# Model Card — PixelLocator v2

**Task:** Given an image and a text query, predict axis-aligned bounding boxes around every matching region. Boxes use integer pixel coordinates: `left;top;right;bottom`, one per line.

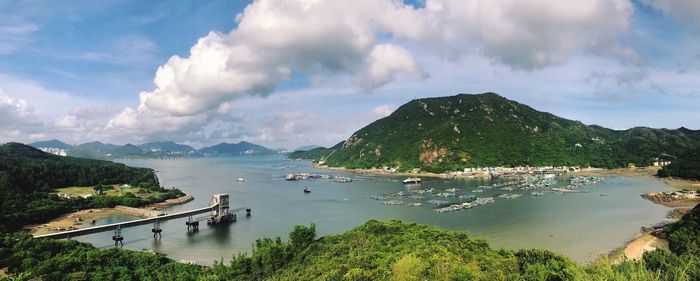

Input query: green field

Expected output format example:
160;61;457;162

54;185;165;199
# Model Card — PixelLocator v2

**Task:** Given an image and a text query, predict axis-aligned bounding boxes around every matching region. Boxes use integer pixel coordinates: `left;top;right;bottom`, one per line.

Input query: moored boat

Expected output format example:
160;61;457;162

402;177;422;184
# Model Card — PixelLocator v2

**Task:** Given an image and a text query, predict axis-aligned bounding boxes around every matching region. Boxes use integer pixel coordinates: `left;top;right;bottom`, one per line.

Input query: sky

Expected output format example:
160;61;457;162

0;0;699;149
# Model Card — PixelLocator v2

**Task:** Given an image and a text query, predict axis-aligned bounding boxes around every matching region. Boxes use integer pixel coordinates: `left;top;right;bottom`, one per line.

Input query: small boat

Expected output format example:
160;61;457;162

600;193;608;196
237;177;245;182
303;187;311;193
402;177;422;184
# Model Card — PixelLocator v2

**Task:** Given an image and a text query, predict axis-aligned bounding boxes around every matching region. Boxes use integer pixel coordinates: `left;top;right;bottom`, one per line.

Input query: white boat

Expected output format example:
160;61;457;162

237;177;245;182
402;177;422;184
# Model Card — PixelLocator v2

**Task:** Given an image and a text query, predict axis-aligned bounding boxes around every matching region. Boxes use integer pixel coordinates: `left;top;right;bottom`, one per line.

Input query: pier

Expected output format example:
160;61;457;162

33;194;251;245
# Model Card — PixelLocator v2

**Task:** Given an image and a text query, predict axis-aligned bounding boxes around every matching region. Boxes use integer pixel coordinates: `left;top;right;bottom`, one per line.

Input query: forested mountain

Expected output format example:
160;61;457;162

66;145;108;160
109;144;144;158
78;141;119;154
0;143;181;232
138;141;196;153
292;93;700;172
658;145;700;180
200;141;276;156
28;139;72;149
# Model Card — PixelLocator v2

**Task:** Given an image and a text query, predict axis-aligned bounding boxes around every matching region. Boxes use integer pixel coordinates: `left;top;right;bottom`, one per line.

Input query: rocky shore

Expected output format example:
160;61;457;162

641;190;700;208
149;194;195;210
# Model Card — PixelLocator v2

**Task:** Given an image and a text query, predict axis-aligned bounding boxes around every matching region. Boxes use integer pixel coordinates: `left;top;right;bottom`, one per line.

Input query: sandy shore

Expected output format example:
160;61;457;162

661;177;700;191
621;232;668;261
28;208;139;236
28;194;194;236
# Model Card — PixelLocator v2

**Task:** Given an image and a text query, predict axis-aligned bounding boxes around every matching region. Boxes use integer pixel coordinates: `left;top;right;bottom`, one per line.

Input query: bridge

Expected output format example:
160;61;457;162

33;194;251;246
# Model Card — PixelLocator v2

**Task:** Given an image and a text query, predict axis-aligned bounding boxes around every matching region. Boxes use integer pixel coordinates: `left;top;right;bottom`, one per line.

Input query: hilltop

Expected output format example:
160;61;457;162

292;93;700;172
200;141;277;156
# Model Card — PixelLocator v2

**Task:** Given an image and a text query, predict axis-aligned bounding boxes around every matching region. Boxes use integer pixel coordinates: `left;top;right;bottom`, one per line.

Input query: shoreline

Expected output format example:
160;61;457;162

313;163;485;179
607;227;669;263
27;193;194;236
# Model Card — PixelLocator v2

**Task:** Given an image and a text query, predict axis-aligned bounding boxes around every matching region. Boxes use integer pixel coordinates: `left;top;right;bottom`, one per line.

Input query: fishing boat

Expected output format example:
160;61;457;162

402;177;422;184
303;186;311;193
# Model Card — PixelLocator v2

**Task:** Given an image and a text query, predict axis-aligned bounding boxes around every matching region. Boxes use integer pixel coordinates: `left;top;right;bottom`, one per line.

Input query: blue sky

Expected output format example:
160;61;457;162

0;0;698;148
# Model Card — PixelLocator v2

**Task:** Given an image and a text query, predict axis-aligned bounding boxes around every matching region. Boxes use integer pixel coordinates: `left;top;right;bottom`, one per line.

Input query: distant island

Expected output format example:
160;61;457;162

26;140;282;160
290;93;700;174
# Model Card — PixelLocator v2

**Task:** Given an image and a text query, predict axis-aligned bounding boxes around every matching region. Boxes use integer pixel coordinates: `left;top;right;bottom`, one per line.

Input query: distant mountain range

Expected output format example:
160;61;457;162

290;92;700;172
27;139;281;160
199;141;276;156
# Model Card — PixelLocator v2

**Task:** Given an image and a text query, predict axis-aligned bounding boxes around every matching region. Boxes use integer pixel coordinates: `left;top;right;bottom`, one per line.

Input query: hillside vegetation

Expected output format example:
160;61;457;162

292;93;700;172
0;143;183;232
3;204;700;280
658;145;700;180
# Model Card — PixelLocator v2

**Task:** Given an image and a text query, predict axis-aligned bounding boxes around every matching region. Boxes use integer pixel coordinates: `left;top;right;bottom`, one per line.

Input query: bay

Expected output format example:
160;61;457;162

73;155;670;265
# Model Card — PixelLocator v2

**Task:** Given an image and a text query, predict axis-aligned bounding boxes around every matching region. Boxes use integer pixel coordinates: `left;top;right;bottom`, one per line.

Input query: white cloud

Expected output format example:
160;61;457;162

423;0;634;68
0;89;47;143
373;104;396;118
108;0;635;140
0;16;38;54
362;44;426;90
642;0;700;25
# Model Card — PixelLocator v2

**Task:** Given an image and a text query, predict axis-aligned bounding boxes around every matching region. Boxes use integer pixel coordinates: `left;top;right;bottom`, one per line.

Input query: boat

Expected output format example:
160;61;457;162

303;186;311;193
237;177;245;182
402;177;422;184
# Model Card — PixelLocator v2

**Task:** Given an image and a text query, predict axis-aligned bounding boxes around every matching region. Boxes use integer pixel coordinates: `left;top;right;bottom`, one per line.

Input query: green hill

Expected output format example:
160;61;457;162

67;145;107;160
138;141;196;153
110;144;144;158
78;141;120;154
658;145;700;180
200;141;276;156
293;93;700;172
28;139;72;149
0;143;181;232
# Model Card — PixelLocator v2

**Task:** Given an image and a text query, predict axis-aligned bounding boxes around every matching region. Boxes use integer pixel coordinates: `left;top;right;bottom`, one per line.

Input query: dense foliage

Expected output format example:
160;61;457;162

0;233;202;281
292;93;700;172
0;143;182;232
664;202;700;257
658;145;700;180
4;212;700;281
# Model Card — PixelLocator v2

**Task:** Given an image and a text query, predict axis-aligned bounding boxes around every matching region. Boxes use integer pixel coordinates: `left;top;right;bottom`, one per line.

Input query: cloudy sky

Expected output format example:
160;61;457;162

0;0;698;149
